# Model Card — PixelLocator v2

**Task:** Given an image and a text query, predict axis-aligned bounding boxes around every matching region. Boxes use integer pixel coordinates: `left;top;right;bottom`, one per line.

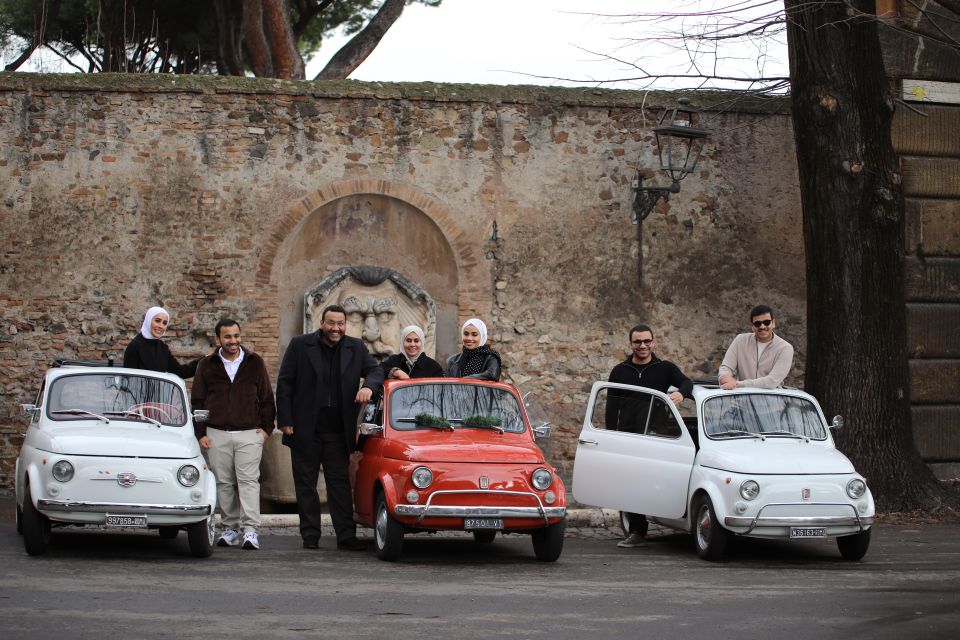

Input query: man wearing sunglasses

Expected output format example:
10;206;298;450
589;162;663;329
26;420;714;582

718;305;794;390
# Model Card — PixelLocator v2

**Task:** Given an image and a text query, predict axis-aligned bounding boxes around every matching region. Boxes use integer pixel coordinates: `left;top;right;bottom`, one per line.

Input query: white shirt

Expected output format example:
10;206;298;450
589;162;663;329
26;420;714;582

218;347;244;382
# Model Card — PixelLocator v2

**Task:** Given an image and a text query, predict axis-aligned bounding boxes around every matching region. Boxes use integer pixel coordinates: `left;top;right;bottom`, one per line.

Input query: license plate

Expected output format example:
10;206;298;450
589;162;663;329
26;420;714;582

105;514;148;528
465;518;503;529
790;527;826;538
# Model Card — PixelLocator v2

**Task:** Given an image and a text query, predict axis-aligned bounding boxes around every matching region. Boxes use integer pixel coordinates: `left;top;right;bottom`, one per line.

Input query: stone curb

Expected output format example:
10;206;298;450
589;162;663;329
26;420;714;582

258;508;621;529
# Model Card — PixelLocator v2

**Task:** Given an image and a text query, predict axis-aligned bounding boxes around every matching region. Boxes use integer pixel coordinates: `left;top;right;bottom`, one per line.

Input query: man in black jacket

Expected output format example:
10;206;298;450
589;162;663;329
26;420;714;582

606;323;692;548
276;305;384;551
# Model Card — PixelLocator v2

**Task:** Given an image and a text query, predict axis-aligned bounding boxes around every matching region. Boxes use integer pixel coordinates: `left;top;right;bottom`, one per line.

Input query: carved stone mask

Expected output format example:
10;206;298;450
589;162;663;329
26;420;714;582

337;280;401;359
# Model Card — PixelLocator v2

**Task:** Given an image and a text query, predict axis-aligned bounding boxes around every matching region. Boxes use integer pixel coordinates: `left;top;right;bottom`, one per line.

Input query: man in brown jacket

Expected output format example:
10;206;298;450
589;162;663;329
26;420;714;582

193;319;276;550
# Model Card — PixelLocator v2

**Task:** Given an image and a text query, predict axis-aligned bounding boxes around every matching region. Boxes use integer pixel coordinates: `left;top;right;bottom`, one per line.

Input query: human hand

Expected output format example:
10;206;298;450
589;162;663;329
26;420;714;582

256;428;269;442
280;425;294;436
391;369;410;380
355;387;373;403
669;391;683;406
719;374;738;390
199;435;212;449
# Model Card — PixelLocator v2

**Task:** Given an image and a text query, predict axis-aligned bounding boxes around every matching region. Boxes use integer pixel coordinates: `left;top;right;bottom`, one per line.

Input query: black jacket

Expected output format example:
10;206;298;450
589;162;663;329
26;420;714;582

123;333;199;379
606;355;692;432
381;353;444;379
276;333;384;453
445;352;501;381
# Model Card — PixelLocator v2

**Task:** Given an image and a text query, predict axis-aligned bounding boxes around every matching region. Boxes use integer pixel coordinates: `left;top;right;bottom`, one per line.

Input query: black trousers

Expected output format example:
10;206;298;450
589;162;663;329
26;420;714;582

290;430;355;543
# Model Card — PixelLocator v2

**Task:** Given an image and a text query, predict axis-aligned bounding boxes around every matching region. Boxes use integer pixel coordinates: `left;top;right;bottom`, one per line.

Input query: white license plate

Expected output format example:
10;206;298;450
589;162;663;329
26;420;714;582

465;518;503;529
790;527;826;538
105;514;148;528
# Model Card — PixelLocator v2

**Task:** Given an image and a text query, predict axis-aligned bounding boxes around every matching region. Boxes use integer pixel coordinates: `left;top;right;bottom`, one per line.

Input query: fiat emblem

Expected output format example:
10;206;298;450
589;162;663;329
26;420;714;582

801;488;810;501
479;476;490;489
117;472;138;487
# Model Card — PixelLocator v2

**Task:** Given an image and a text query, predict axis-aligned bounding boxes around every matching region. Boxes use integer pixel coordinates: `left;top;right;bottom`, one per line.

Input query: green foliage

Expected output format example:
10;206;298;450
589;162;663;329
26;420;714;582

414;412;451;429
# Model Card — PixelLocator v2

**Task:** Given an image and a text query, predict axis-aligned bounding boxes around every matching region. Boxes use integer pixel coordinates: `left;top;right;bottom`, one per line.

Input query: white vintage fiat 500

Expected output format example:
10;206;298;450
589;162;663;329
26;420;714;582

15;362;217;557
573;381;875;561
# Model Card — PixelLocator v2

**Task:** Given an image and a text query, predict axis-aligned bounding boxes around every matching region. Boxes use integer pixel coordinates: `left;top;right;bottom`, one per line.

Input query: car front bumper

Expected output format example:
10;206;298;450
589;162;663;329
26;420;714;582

393;489;565;525
724;502;873;534
38;499;212;517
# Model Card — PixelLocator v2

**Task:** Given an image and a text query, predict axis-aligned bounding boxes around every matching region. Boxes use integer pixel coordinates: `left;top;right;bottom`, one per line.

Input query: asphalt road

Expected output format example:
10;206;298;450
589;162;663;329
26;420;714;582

0;495;958;640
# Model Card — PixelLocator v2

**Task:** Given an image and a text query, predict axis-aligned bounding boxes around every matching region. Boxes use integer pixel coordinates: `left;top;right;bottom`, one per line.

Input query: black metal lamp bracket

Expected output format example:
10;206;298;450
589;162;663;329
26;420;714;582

631;176;677;224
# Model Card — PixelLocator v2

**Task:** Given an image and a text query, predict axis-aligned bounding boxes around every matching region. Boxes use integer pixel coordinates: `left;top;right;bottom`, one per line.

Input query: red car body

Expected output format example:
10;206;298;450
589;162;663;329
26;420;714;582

353;378;567;561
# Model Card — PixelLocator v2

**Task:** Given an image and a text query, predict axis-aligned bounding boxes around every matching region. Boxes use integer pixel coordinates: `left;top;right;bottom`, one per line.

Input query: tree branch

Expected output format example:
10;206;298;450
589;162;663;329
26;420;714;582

315;0;405;80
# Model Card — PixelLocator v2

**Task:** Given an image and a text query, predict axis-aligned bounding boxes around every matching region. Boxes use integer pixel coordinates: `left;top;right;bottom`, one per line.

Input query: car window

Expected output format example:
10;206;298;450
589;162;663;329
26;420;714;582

47;373;188;426
592;386;683;439
389;382;526;433
702;393;827;440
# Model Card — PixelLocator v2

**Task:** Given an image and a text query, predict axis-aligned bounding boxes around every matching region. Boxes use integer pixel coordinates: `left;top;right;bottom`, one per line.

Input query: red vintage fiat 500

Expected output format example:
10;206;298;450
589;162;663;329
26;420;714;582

353;378;566;561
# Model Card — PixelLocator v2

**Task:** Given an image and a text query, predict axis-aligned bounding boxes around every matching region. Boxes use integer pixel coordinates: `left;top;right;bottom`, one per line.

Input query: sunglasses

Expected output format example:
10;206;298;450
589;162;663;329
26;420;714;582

752;319;773;328
631;339;654;346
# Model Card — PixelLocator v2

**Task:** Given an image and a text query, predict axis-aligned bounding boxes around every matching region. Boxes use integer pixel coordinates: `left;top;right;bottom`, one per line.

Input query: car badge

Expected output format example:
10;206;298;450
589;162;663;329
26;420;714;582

801;488;810;501
117;472;138;488
479;476;490;489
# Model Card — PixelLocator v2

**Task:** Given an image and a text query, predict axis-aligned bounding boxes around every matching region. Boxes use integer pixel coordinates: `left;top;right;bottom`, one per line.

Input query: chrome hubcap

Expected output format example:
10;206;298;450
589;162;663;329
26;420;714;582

375;505;387;549
696;505;711;549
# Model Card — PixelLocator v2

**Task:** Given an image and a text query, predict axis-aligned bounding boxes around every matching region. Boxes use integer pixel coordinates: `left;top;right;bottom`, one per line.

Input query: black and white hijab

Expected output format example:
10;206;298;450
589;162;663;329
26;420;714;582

458;318;501;376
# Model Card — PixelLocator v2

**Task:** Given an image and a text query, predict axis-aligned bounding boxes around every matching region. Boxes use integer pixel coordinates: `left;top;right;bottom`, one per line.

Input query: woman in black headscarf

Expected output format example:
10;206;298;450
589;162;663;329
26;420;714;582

444;318;501;381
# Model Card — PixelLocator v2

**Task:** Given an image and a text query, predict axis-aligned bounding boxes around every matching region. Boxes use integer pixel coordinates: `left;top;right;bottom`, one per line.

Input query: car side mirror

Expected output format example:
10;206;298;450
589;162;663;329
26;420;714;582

830;415;844;430
533;422;551;439
192;409;210;424
359;423;384;436
21;403;38;416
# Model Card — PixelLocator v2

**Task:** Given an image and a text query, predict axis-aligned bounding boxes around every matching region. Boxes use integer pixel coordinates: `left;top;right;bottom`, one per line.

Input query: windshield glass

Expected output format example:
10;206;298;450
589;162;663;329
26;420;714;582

702;393;826;440
389;382;526;433
47;373;188;426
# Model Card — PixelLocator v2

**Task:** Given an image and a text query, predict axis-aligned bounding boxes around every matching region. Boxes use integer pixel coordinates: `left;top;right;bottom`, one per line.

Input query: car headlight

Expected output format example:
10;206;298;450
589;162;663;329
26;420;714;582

178;465;200;487
739;479;760;500
846;478;867;499
52;460;74;482
411;466;433;489
532;468;553;491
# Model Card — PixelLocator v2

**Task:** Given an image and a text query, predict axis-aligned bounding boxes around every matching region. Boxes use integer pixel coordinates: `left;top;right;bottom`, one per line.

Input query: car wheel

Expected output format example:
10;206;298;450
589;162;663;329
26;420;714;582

16;501;23;535
473;530;497;544
531;519;566;562
374;491;404;561
187;515;215;558
22;488;51;556
619;511;648;538
158;526;180;539
837;528;871;561
693;494;729;561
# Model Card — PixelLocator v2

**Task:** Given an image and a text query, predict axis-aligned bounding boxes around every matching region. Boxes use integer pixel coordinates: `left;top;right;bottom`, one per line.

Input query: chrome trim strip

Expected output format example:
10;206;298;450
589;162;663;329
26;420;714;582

90;477;164;483
38;499;211;516
724;502;873;532
393;489;564;526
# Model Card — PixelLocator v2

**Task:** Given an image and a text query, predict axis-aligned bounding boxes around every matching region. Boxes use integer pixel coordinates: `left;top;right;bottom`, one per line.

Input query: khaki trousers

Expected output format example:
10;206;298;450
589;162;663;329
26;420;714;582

206;427;264;533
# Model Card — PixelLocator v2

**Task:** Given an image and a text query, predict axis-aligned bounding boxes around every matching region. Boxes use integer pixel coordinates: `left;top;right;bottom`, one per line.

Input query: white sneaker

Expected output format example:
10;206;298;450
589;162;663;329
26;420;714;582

241;530;260;550
617;533;647;548
217;528;240;547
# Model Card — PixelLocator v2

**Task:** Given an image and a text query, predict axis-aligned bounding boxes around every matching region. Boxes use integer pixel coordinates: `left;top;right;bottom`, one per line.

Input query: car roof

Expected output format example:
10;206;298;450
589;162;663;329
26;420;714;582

383;377;520;394
691;383;814;404
44;365;185;386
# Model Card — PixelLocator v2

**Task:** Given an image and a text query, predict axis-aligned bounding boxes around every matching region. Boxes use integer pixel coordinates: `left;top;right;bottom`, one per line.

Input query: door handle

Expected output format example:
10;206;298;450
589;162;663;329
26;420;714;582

578;438;598;445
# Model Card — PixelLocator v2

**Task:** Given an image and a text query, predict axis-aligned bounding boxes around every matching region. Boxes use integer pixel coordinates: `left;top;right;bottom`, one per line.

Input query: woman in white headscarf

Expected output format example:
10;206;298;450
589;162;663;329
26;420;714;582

444;318;502;381
381;325;444;379
123;306;200;378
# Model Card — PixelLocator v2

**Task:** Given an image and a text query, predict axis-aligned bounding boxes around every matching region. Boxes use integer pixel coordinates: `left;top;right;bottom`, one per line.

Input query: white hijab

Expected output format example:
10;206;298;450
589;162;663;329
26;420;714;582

401;325;425;368
461;318;488;348
140;306;170;340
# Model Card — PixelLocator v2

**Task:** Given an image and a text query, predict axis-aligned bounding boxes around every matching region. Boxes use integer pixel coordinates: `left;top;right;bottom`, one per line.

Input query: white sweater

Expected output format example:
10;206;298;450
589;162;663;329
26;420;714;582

718;333;794;388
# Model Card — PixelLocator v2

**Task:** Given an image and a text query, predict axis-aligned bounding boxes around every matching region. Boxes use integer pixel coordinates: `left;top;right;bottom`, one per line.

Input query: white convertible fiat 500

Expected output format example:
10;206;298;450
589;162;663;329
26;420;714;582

573;381;875;561
15;362;217;557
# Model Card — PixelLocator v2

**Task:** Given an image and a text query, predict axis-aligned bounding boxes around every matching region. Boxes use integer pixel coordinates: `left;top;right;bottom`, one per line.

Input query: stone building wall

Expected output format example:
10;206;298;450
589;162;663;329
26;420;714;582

0;74;803;489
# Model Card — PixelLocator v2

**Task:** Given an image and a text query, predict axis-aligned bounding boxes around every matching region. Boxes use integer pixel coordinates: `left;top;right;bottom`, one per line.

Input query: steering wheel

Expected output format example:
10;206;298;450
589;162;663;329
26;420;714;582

129;403;182;423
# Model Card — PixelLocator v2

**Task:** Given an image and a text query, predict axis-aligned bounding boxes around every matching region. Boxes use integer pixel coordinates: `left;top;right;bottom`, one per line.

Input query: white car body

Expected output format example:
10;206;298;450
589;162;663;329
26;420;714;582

15;364;217;557
573;381;875;560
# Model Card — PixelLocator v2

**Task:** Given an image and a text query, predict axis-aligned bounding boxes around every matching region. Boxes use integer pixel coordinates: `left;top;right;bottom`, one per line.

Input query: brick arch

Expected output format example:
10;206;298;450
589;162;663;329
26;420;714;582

248;179;490;370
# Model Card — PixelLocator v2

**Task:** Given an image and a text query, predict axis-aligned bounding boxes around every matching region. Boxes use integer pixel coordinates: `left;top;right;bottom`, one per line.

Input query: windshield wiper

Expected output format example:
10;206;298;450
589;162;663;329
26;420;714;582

455;421;504;434
397;418;454;431
710;429;764;440
50;409;110;423
762;430;807;439
104;410;163;428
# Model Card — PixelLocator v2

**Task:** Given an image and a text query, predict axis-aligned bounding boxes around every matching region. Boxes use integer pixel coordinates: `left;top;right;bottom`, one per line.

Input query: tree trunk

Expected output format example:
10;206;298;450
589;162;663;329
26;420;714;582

262;0;305;79
784;0;955;511
242;0;274;78
214;0;245;76
315;0;405;80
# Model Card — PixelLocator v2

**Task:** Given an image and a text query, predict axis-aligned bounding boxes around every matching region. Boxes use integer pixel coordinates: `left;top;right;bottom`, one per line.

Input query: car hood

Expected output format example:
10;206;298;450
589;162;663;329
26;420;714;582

386;430;544;463
39;422;199;459
698;439;856;474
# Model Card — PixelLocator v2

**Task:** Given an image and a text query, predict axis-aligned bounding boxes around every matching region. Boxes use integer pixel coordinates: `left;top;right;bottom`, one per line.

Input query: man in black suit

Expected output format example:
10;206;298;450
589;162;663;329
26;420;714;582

276;304;384;550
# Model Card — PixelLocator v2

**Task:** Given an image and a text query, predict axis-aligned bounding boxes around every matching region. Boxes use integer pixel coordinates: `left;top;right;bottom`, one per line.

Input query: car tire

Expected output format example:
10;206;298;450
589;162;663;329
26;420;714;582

16;501;23;535
693;494;729;561
473;530;497;544
619;511;648;538
531;519;565;562
837;528;871;561
187;515;215;558
158;526;180;539
374;491;404;561
22;488;51;556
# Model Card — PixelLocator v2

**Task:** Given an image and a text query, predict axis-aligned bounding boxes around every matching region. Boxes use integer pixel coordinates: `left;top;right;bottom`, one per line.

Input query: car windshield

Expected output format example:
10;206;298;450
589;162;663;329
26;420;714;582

389;382;526;433
702;393;827;440
47;373;188;426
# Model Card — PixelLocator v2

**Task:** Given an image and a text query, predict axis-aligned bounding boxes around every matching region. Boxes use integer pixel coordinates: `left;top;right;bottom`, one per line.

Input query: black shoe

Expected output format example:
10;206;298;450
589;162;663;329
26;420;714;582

302;536;320;549
336;537;366;551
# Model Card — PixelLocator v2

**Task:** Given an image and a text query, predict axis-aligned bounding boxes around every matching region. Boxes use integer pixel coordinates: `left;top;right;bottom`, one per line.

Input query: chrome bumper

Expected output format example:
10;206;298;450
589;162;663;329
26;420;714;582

393;489;565;526
38;499;212;516
725;503;873;533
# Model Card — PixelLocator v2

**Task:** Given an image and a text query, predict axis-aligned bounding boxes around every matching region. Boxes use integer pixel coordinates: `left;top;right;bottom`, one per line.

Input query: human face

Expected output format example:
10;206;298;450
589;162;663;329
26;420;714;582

217;324;242;359
403;332;422;357
150;313;169;339
630;330;654;364
462;324;482;350
321;311;347;346
750;313;776;343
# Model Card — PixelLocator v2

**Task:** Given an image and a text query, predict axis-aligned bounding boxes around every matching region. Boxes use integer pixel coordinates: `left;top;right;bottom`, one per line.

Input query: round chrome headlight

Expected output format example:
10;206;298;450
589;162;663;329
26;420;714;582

846;478;867;499
52;460;74;482
739;479;760;501
532;468;553;491
411;466;433;489
178;465;200;487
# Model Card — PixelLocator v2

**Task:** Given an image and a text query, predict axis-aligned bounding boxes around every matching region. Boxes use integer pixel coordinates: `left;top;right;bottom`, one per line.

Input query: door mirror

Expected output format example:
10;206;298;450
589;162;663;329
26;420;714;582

359;423;384;436
192;409;210;424
533;422;552;439
830;415;844;430
20;403;38;416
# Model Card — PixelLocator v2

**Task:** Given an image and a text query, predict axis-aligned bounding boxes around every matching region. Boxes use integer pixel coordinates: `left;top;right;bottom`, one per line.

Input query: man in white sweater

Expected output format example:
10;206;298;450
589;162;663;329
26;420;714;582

718;305;794;389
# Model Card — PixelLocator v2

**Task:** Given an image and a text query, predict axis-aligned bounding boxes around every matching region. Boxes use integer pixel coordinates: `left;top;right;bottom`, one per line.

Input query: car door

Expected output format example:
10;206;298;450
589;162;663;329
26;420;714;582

572;381;695;518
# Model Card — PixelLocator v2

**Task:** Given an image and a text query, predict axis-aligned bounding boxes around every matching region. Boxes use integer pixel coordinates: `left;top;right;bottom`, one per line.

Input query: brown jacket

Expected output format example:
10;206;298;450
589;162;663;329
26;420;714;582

192;347;276;438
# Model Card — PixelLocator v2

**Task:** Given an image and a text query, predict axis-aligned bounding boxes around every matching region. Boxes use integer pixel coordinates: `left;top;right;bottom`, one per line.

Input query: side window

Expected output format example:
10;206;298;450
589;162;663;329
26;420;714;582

31;381;45;424
592;387;653;434
646;397;682;438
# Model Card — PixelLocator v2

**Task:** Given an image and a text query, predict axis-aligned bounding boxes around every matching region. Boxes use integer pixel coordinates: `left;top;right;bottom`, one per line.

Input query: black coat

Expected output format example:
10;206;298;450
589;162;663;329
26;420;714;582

276;333;384;453
380;353;444;379
123;334;199;378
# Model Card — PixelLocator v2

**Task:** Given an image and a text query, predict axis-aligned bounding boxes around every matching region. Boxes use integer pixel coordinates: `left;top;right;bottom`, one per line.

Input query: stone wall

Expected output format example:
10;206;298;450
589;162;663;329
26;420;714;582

0;73;803;488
